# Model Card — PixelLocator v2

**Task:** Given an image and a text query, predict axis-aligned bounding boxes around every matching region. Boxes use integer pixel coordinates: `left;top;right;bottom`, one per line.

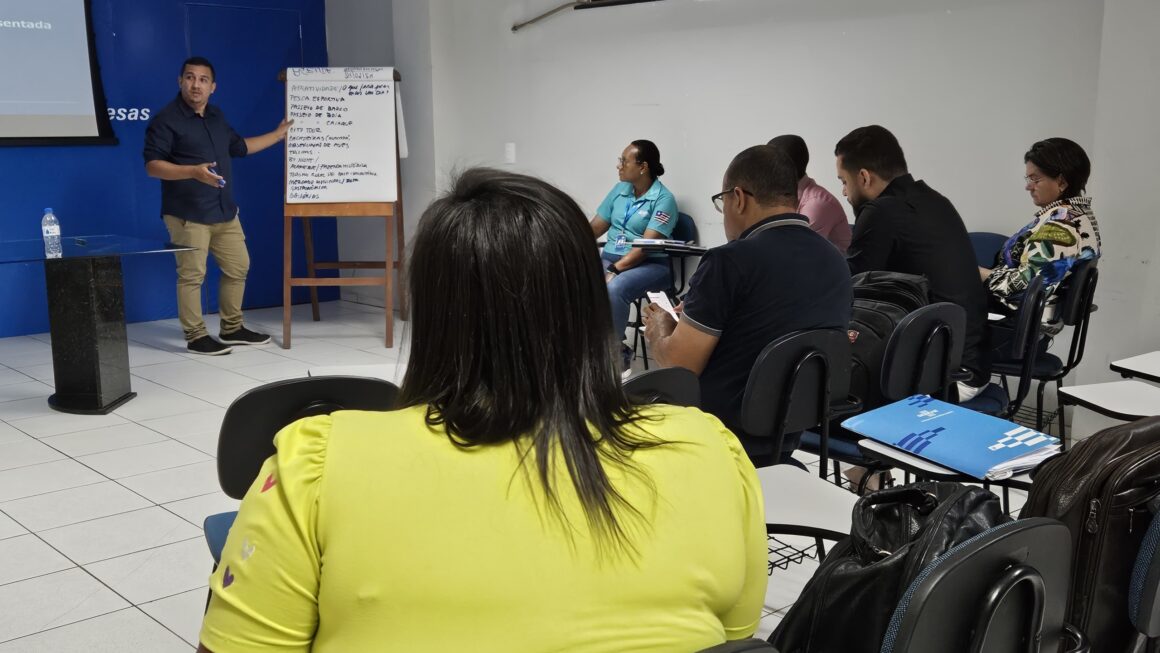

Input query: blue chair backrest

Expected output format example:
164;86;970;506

1129;511;1160;637
672;212;698;244
881;517;1071;653
969;231;1008;268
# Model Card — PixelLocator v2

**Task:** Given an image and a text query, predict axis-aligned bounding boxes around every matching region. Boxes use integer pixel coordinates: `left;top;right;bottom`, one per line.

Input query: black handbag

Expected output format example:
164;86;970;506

769;482;1010;653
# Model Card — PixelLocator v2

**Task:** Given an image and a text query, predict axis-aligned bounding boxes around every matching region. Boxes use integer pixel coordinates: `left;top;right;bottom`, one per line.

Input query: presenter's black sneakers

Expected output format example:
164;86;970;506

187;336;232;356
219;325;272;346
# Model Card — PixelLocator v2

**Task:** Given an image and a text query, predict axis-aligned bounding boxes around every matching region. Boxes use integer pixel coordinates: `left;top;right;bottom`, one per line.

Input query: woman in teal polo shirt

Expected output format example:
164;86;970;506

590;140;679;373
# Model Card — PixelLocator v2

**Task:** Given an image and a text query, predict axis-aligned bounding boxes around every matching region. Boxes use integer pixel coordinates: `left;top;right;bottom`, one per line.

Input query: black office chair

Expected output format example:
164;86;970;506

992;259;1098;432
800;303;965;490
630;212;699;369
203;376;400;564
970;231;1009;268
742;329;861;571
741;329;853;473
1128;510;1160;652
880;517;1089;653
698;640;778;652
962;275;1047;419
622;367;699;407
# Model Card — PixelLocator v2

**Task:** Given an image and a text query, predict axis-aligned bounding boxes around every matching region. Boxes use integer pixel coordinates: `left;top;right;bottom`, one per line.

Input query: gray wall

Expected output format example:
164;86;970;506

325;0;399;306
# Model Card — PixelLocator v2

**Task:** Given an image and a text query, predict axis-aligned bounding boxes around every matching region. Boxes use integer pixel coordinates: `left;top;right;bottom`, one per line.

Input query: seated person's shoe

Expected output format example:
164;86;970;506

219;325;271;346
188;336;232;356
620;344;634;380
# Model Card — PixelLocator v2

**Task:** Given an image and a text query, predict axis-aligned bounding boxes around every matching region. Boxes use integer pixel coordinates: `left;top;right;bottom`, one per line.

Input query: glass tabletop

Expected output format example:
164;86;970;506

0;235;192;264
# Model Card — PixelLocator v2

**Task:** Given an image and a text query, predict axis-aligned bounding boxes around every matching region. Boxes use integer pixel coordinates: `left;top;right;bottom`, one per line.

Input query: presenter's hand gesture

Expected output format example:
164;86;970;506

192;162;224;188
275;118;295;141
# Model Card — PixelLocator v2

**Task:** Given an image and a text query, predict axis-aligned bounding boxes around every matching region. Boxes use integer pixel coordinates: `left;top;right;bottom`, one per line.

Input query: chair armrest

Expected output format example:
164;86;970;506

831;396;863;418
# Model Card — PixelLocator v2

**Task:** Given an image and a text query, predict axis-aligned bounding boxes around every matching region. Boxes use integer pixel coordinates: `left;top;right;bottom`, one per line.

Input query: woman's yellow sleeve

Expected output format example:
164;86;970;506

199;415;331;653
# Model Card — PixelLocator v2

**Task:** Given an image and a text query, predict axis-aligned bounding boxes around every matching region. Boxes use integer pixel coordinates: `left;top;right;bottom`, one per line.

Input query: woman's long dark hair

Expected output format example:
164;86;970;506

400;168;661;555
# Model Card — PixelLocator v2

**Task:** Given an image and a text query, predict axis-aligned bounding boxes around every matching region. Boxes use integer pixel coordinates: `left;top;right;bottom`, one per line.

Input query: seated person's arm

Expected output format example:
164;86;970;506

986;221;1078;299
591;185;621;238
608;228;667;273
642;306;718;374
845;203;891;275
590;216;611;238
642;248;732;374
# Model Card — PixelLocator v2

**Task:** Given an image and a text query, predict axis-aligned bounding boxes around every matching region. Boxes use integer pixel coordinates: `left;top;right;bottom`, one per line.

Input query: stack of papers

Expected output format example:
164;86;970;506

633;238;692;246
842;395;1061;480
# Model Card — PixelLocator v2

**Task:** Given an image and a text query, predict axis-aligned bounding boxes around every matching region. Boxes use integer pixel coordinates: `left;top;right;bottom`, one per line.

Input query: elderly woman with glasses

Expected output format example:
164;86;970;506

590;139;679;375
981;138;1101;310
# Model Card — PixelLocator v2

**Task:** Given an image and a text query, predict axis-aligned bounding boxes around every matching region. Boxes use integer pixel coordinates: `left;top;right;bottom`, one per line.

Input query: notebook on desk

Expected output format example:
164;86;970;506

841;395;1060;480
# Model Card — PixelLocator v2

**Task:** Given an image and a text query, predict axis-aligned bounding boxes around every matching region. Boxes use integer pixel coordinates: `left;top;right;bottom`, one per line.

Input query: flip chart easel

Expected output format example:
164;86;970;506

281;67;406;348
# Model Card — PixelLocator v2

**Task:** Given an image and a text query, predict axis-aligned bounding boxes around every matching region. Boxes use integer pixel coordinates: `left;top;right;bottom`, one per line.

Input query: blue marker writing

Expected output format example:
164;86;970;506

208;167;226;188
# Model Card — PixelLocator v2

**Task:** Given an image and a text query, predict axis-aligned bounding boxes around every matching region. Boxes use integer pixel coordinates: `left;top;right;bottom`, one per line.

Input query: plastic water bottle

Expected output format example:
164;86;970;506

41;208;61;259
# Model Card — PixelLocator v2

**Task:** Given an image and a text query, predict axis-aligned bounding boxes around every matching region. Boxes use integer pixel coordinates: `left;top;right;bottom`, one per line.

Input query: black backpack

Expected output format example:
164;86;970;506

1021;416;1160;652
770;482;1010;653
848;271;930;410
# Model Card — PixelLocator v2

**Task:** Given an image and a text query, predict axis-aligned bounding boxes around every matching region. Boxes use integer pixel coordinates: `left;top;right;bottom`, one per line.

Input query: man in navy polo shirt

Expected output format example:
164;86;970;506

144;56;292;355
643;145;853;465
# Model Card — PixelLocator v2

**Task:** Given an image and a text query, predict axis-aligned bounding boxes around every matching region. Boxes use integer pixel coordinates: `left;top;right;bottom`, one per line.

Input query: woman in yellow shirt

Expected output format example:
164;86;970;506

198;168;767;653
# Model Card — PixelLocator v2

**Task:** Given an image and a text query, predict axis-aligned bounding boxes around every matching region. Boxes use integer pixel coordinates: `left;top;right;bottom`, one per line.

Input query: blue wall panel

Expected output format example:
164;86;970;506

0;0;333;337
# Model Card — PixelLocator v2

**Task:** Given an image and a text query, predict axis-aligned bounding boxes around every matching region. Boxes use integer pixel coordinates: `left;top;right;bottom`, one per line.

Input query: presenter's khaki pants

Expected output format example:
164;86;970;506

163;215;250;341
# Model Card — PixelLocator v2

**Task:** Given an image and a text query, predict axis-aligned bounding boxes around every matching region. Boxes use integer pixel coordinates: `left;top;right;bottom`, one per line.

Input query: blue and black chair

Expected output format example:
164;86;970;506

630;212;699;370
961;275;1048;418
800;302;965;491
741;329;861;569
991;259;1098;433
1128;510;1160;652
879;517;1089;653
203;376;400;567
970;231;1009;268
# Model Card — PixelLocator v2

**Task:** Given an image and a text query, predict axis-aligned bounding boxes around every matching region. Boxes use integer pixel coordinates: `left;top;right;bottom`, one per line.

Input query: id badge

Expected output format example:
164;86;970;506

615;233;627;251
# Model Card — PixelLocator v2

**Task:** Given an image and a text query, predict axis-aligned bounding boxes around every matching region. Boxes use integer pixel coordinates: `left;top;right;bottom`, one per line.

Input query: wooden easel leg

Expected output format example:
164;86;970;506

395;200;408;321
282;215;293;349
384;215;394;348
302;217;320;322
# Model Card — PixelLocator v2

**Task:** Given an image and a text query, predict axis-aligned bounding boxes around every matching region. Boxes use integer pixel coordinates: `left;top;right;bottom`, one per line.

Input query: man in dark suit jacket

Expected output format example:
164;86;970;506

835;125;990;396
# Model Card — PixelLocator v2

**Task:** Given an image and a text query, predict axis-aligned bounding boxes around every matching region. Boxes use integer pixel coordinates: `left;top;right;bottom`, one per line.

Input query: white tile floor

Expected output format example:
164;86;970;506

0;299;1031;649
0;300;405;650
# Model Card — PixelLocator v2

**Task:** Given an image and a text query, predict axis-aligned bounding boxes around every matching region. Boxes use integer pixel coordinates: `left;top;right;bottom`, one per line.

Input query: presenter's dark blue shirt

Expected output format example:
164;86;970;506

143;94;248;224
682;214;853;446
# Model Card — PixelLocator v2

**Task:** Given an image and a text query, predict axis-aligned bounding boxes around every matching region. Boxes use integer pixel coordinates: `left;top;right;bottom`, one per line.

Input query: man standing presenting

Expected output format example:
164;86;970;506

144;56;292;355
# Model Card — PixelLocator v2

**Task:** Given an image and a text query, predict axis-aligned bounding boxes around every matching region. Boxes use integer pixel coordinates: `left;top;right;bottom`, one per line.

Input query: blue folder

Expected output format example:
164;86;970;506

841;395;1060;479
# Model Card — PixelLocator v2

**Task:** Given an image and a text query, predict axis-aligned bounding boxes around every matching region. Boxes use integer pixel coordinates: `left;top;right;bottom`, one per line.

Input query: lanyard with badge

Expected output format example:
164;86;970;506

615;197;649;251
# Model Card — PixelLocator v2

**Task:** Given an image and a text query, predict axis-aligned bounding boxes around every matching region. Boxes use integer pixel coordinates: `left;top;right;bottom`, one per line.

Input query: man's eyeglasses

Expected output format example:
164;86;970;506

1024;175;1045;185
711;187;754;213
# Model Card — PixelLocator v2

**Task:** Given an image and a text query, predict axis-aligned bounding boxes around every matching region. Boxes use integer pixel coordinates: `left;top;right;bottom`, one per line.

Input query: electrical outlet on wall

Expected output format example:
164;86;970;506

504;142;516;164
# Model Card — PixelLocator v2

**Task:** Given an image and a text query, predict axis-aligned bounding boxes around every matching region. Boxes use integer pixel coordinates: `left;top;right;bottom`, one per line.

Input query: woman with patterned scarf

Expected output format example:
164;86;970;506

981;138;1101;317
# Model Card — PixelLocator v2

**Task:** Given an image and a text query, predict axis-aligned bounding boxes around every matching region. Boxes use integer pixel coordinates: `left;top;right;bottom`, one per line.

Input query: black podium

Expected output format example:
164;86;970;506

0;236;189;414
